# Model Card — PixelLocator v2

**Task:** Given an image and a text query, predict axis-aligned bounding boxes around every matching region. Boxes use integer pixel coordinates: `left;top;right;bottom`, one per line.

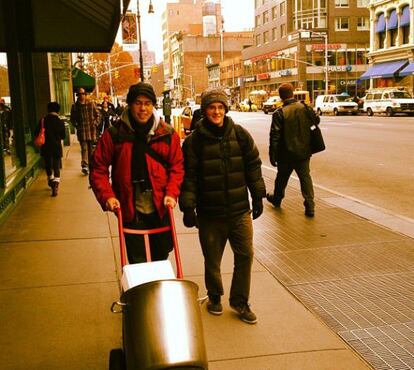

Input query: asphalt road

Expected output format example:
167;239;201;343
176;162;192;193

227;110;414;220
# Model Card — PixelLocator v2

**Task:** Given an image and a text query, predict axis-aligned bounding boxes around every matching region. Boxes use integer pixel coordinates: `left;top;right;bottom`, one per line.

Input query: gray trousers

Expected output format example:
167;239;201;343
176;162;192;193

198;212;253;306
274;158;315;210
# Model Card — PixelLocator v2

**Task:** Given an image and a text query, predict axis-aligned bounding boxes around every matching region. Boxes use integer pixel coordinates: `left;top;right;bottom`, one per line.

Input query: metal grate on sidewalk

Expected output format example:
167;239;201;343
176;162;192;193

255;174;414;370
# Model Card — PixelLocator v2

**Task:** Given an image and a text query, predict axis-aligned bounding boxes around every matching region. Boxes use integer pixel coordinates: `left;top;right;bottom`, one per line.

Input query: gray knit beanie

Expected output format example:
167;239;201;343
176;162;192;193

126;82;157;105
201;88;229;113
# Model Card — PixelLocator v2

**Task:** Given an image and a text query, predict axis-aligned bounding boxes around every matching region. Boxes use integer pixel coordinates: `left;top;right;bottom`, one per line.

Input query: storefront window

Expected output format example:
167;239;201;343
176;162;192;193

0;53;21;179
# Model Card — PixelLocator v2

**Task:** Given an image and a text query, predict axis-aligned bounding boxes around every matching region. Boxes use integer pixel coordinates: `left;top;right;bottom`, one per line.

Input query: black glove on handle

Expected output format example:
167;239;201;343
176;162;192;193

252;199;263;220
183;208;198;228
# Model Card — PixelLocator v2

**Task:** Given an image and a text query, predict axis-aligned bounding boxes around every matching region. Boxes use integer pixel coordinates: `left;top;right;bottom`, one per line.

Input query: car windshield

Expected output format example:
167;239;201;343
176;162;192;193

335;96;353;102
390;91;412;99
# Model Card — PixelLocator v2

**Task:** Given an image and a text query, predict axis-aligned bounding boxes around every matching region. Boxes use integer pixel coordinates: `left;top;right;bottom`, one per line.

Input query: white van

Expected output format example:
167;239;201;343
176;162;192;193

363;88;414;117
315;94;358;116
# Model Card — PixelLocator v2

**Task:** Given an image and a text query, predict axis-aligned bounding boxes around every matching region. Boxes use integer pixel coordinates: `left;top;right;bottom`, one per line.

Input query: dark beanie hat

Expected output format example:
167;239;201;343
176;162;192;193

201;88;229;113
126;82;157;105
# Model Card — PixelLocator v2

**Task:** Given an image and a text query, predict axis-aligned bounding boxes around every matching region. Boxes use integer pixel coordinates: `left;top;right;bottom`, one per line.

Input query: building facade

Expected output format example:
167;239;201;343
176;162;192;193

161;0;204;90
242;0;371;102
170;31;253;106
361;0;413;91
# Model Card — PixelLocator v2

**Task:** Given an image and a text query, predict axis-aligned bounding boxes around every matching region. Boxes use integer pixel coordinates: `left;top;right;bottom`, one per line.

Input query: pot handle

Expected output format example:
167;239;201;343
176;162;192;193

111;301;127;313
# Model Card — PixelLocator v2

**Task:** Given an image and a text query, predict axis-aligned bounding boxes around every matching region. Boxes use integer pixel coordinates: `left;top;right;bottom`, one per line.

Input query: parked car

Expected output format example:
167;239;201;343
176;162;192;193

239;99;258;112
363;88;414;117
314;94;358;116
179;104;201;134
263;96;282;114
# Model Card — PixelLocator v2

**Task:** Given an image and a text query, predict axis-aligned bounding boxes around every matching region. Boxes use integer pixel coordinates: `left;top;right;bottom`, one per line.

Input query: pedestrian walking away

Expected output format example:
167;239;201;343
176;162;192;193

34;102;66;197
89;82;184;264
70;87;100;175
179;88;266;324
267;83;320;217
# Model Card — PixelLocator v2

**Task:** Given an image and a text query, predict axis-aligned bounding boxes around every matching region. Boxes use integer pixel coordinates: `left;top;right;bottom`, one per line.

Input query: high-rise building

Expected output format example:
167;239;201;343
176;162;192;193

242;0;370;102
161;0;204;89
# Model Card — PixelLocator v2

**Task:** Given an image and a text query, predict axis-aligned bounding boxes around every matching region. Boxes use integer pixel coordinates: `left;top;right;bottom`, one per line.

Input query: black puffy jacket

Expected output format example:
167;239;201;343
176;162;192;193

179;116;266;218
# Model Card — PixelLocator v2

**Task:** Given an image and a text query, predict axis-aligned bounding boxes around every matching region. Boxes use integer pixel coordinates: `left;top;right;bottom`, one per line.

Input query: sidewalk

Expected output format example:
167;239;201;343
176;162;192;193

0;140;374;370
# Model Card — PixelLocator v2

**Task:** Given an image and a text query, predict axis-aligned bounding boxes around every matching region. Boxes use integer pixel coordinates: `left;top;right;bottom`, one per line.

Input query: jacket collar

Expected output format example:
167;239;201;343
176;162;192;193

283;98;297;106
198;115;235;139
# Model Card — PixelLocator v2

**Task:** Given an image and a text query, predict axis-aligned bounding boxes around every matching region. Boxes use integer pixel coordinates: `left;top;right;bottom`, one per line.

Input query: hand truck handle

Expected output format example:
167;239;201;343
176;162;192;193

115;206;184;279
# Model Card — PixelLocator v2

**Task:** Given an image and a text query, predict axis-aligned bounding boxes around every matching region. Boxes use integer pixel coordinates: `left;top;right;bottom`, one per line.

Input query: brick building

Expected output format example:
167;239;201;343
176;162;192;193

361;1;414;91
170;31;253;105
242;0;371;102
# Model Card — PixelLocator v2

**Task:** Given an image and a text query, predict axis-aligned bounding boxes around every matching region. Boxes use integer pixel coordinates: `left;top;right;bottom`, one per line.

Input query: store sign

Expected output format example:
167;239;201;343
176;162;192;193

324;65;352;72
257;73;270;80
311;43;343;51
244;76;256;83
339;80;357;86
279;69;292;76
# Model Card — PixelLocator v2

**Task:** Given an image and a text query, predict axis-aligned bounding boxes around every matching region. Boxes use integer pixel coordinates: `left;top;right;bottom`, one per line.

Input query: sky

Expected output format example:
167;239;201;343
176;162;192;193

134;0;255;63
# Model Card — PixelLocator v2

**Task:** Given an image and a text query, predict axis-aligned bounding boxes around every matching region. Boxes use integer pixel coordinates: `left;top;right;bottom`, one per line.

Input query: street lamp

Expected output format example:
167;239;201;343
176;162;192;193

310;31;329;95
137;0;154;82
180;72;194;101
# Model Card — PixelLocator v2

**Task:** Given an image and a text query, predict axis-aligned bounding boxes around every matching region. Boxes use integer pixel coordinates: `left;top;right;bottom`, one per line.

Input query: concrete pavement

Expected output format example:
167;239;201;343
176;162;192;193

0;139;376;369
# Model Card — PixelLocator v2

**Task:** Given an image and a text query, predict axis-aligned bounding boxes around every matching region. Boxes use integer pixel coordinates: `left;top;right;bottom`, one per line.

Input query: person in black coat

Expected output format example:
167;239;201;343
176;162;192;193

35;102;66;196
189;107;202;131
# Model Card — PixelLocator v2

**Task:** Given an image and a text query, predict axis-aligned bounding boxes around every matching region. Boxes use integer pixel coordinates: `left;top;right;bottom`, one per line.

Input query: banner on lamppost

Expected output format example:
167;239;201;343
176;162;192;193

122;12;138;46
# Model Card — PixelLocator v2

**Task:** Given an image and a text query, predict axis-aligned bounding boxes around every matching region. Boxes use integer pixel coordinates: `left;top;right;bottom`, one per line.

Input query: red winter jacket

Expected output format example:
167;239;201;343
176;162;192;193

90;110;184;222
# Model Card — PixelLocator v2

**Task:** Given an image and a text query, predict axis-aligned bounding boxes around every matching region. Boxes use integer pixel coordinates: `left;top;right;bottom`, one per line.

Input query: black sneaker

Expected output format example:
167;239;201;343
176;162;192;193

81;167;89;175
230;302;257;324
305;209;315;217
266;193;281;208
207;295;223;316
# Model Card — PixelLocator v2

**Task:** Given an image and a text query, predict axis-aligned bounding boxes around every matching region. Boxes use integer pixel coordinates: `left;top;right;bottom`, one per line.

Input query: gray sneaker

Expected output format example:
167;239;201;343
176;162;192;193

207;295;223;316
231;302;257;324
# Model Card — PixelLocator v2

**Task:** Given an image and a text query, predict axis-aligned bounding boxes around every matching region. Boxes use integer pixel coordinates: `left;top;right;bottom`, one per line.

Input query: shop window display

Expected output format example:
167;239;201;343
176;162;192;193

0;53;21;179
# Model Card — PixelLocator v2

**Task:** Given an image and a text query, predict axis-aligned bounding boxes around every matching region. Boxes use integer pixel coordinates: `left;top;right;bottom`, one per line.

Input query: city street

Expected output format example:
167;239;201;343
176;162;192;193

227;110;414;220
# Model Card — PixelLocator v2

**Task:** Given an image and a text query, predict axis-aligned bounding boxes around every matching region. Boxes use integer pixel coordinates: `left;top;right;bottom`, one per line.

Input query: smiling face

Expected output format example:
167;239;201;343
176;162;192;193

129;95;154;124
205;102;226;127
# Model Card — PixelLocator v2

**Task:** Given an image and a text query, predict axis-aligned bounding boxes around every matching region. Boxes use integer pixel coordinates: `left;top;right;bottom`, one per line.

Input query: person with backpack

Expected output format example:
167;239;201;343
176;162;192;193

89;82;184;263
35;102;66;197
266;83;320;217
179;88;266;324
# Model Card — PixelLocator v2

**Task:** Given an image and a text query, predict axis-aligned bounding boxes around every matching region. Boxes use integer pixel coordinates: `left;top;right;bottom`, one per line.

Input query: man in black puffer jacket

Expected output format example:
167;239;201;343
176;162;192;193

179;88;266;324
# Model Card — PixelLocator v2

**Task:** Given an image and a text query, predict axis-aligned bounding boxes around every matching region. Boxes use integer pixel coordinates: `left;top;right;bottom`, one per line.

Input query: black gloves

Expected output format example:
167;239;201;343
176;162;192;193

252;199;263;220
183;208;198;228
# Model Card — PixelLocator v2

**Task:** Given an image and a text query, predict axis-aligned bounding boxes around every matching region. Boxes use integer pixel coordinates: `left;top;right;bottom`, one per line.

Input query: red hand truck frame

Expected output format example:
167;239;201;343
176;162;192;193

115;206;183;279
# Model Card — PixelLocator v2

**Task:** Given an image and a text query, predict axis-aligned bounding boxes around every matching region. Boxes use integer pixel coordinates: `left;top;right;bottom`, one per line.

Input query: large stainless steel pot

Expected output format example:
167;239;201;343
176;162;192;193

121;279;208;369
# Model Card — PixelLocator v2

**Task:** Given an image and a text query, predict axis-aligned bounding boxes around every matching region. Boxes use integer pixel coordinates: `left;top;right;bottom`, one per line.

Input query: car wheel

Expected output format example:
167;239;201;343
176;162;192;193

317;108;322;116
367;108;373;116
333;108;339;116
386;107;394;117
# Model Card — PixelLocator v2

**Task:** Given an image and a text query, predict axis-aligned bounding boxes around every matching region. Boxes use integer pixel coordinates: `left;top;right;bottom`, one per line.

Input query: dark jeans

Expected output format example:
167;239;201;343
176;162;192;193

274;158;314;211
44;155;61;178
80;140;94;168
124;212;172;264
198;212;253;306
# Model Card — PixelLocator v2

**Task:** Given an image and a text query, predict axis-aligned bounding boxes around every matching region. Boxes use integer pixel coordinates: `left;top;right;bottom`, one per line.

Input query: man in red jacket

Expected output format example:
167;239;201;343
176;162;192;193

90;83;184;263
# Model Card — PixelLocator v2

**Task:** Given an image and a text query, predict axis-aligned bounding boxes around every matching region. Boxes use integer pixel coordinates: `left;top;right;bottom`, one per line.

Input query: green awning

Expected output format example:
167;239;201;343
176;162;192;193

72;68;95;93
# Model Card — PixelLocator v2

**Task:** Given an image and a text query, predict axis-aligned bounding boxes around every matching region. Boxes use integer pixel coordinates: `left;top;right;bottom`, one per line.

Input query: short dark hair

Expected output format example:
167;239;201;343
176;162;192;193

278;83;294;101
47;102;60;113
